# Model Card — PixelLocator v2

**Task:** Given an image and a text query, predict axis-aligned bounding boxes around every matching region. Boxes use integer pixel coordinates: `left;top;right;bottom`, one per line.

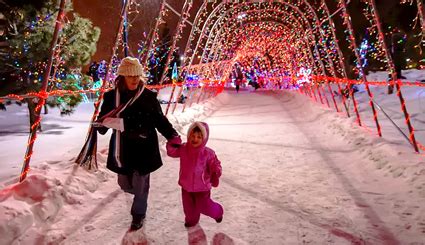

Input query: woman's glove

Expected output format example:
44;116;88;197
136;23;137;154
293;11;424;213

102;117;124;131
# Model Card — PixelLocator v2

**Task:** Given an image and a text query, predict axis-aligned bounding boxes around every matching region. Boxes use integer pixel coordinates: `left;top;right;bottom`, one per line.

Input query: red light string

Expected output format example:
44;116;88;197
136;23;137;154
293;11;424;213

20;0;67;182
366;0;419;152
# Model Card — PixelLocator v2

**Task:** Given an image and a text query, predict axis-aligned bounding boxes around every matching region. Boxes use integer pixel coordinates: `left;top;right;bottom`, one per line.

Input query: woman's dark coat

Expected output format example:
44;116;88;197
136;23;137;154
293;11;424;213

98;87;178;175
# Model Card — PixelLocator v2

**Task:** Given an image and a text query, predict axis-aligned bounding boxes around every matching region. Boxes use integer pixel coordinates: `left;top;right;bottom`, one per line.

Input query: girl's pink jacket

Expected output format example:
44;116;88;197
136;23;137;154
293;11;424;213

166;122;222;192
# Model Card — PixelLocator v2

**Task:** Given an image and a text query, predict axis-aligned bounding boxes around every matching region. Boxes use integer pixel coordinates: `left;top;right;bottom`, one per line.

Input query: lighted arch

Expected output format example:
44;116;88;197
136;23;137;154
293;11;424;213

184;1;336;79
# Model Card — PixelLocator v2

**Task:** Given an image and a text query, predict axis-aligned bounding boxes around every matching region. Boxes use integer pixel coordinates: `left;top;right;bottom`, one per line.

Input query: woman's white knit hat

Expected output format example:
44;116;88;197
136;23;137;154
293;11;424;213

117;57;145;77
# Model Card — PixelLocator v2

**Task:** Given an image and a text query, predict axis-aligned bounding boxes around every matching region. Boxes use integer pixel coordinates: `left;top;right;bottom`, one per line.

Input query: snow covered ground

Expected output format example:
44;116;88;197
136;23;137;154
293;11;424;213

325;69;425;151
0;70;424;244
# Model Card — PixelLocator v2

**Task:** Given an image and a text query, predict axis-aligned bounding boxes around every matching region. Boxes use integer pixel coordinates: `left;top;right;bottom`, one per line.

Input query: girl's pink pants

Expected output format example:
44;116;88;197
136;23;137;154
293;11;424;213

181;188;223;225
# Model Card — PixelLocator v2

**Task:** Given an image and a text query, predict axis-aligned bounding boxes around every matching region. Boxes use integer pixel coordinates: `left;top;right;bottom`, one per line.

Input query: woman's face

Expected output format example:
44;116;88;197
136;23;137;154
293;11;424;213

189;131;203;147
124;76;140;90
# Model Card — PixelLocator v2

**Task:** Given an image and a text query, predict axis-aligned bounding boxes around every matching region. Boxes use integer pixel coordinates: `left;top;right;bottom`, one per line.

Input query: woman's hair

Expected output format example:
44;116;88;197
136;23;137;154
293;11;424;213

115;75;142;92
115;75;127;92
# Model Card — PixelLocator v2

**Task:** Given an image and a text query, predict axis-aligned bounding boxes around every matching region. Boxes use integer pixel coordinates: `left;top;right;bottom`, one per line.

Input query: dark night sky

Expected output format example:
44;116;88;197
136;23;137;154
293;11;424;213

73;0;187;62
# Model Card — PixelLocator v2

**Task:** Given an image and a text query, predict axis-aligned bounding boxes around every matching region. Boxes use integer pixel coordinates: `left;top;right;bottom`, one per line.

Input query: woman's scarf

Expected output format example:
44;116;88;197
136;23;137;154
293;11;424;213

75;85;144;170
111;86;144;168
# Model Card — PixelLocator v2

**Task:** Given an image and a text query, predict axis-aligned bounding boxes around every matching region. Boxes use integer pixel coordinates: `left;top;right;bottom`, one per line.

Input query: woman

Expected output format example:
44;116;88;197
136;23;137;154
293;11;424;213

96;57;181;231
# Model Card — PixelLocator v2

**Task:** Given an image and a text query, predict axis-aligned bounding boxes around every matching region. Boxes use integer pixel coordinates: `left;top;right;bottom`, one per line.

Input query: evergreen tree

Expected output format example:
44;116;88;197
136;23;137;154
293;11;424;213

0;0;100;130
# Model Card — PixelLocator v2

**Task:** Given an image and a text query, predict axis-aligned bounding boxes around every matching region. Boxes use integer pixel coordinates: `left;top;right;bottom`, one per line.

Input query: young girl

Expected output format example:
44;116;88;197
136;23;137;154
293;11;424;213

166;121;223;227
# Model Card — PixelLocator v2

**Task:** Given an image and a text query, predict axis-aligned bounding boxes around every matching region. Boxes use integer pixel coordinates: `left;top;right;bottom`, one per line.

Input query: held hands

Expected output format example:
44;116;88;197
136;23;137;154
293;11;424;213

166;135;182;158
167;135;182;148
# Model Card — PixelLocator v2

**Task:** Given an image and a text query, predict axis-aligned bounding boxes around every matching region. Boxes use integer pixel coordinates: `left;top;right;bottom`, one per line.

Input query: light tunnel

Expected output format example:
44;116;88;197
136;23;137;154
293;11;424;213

150;0;421;153
175;0;350;89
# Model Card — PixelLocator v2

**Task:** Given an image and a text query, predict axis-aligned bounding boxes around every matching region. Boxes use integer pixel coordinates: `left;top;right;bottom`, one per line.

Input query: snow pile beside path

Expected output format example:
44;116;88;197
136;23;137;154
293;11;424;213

366;68;425;82
292;92;425;196
0;197;33;244
330;115;425;187
166;91;230;136
0;160;114;244
156;86;187;103
0;92;227;244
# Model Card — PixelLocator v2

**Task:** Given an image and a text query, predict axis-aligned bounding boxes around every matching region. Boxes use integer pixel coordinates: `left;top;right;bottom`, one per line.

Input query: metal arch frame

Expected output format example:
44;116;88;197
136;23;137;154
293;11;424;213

142;0;166;66
200;5;326;77
157;0;193;85
214;21;312;71
185;30;314;90
199;10;230;64
200;7;304;62
302;3;340;78
191;18;316;85
185;2;303;65
181;0;211;67
212;16;303;57
198;7;306;62
320;0;349;79
189;0;341;72
187;2;232;66
179;0;342;109
198;7;331;105
189;1;330;79
417;0;425;40
215;0;346;87
188;1;313;66
205;8;310;63
206;24;225;62
320;0;351;116
187;20;316;83
338;0;381;135
296;0;344;77
210;18;311;68
292;0;348;111
212;21;306;63
212;9;318;75
229;21;315;76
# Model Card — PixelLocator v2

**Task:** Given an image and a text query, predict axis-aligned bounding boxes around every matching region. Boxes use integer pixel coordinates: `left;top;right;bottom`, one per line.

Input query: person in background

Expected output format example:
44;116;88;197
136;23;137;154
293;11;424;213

87;61;99;82
235;78;241;93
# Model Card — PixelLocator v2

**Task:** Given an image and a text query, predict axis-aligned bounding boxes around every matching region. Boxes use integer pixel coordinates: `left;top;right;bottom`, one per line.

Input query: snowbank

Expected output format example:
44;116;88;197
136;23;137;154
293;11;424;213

322;103;425;195
156;85;188;103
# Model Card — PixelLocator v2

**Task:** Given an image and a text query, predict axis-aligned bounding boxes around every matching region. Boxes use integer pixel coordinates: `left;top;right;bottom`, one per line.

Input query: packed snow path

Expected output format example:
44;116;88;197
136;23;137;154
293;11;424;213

4;89;424;244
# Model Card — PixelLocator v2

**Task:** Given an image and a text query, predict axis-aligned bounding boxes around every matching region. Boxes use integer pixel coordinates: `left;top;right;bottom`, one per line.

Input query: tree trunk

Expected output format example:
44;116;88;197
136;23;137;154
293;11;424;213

25;98;42;132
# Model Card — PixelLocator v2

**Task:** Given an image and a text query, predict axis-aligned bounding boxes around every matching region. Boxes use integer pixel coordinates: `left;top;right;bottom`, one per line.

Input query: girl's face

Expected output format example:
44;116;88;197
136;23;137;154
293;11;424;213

189;131;203;147
124;76;140;90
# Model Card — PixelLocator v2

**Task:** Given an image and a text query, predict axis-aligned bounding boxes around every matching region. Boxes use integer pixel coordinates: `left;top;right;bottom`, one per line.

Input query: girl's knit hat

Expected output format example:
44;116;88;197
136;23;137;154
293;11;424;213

117;57;145;77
